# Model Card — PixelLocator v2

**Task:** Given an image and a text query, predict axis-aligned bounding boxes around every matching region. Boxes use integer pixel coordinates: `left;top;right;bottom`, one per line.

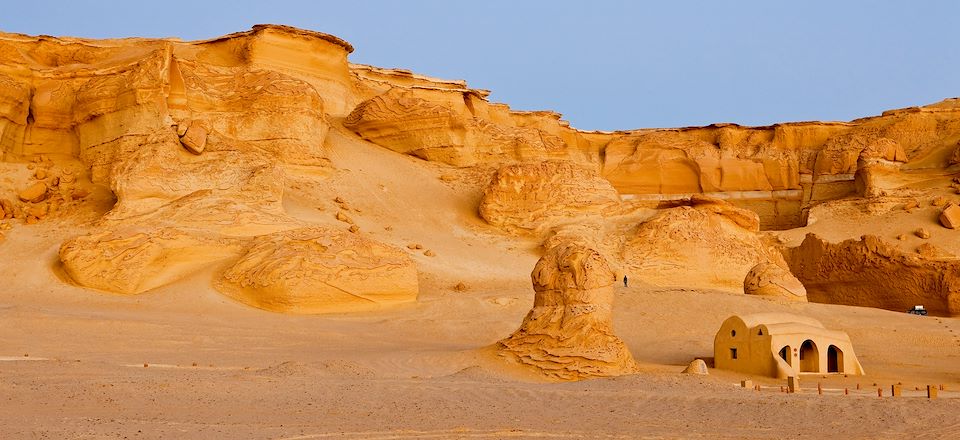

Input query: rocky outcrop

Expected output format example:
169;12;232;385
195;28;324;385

786;234;960;316
601;130;799;194
479;161;622;234
60;228;244;295
682;359;709;375
622;197;781;291
344;89;570;167
216;227;418;314
743;262;807;301
496;242;638;381
853;137;908;197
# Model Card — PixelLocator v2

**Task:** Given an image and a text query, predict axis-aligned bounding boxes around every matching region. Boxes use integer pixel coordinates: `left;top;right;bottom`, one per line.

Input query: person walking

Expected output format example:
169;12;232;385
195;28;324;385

623;275;628;288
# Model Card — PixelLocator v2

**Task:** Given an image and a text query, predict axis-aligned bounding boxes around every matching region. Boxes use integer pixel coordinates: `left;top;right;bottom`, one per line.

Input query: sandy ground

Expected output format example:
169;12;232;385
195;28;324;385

3;125;960;439
3;233;959;439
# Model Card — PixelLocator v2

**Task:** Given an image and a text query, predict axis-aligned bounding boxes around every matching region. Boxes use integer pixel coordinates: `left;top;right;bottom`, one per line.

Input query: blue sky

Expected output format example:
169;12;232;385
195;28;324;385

2;1;958;130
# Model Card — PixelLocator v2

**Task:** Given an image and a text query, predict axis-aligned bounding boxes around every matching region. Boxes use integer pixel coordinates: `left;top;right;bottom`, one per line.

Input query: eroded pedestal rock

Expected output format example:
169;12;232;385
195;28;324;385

496;242;637;381
216;227;418;314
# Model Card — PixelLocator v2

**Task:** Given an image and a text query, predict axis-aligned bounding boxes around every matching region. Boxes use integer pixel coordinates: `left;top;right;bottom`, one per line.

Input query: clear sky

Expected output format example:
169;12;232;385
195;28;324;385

2;1;958;131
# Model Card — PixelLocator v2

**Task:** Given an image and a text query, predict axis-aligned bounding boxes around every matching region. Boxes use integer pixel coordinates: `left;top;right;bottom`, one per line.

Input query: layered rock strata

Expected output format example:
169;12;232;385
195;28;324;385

496;242;638;381
786;234;960;316
479;160;622;234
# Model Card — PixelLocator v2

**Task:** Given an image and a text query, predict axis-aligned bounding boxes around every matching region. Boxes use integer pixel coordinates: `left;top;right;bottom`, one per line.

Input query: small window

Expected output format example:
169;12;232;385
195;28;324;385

731;330;737;337
758;329;763;336
730;348;738;360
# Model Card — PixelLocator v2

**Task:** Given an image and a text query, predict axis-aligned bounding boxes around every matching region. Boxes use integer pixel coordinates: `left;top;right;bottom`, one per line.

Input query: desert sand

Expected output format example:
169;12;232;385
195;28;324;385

1;25;959;439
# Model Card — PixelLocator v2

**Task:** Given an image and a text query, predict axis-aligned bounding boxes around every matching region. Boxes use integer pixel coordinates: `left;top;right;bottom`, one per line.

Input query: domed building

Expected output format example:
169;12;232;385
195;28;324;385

714;313;864;378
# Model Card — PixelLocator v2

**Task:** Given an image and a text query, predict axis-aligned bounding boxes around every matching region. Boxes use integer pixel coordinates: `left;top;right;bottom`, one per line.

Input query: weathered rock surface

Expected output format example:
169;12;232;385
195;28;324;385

479;161;621;234
18;182;48;203
179;122;207;155
622;197;780;291
216;227;418;314
4;24;960;319
344;89;573;167
786;234;960;316
60;228;243;295
939;204;960;229
496;242;638;381
682;359;709;375
743;262;807;301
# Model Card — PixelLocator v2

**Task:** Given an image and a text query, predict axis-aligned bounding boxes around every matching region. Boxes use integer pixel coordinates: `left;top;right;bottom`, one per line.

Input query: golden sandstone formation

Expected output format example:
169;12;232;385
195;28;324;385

743;262;808;302
479;161;621;233
496;242;638;380
2;23;960;326
216;227;418;314
621;196;783;291
787;234;960;316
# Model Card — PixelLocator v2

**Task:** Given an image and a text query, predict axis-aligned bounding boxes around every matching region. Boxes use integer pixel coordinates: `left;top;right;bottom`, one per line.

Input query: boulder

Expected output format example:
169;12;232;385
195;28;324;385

18;182;48;203
179;123;208;155
682;359;709;375
940;204;960;229
496;242;638;381
743;262;807;301
216;227;418;314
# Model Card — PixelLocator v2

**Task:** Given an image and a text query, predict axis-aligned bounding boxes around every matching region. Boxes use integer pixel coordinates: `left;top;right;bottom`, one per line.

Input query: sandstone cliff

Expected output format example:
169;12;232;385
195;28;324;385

2;25;960;318
786;234;960;316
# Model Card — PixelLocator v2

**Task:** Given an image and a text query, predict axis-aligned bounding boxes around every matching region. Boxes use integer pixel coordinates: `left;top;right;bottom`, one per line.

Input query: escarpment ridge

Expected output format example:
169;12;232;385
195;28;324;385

2;24;960;318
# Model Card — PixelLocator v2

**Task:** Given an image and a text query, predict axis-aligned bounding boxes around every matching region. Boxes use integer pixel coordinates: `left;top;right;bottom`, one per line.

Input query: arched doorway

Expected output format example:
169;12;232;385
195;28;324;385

778;345;792;366
827;345;844;373
799;340;819;372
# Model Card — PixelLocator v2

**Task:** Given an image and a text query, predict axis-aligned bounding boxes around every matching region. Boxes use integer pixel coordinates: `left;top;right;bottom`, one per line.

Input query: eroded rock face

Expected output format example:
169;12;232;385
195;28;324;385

601;131;798;194
216;227;418;314
940;204;960;229
496;242;637;381
743;262;807;301
479;161;622;234
344;89;570;167
622;197;780;291
60;228;244;295
23;27;353;298
786;234;960;316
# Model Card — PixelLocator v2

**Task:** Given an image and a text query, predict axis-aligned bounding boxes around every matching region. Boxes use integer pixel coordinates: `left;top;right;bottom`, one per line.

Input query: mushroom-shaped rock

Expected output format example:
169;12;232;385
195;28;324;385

495;242;638;381
216;227;418;314
743;262;807;302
